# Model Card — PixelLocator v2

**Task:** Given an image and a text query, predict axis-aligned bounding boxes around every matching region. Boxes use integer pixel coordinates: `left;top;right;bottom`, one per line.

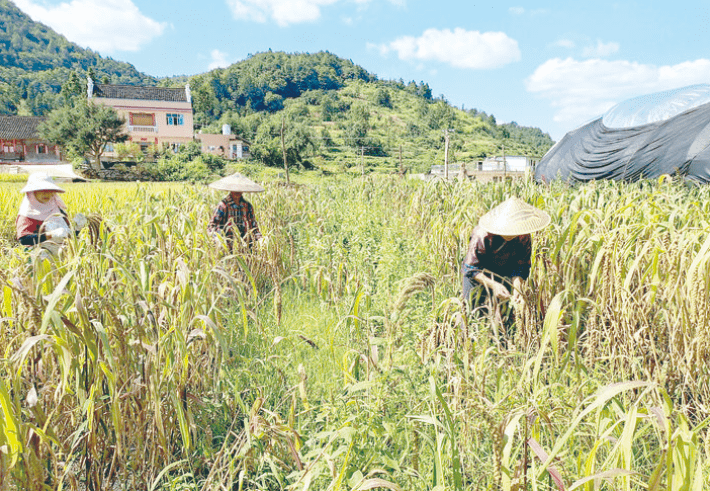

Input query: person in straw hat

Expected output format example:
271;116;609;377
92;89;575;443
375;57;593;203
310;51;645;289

15;173;71;246
207;173;264;248
461;197;550;310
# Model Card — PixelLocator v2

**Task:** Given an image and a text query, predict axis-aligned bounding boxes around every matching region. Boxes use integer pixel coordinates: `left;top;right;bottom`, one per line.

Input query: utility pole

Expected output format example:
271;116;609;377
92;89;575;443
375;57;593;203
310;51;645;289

281;116;290;185
361;146;365;177
399;145;404;177
443;128;455;180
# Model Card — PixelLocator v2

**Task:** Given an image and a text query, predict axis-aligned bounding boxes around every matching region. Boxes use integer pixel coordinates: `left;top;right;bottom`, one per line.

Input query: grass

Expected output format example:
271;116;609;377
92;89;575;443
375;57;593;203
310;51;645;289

0;174;709;490
0;174;27;183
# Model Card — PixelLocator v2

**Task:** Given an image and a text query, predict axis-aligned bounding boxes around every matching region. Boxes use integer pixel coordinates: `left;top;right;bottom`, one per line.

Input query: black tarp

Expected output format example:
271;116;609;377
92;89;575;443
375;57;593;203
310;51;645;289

535;90;710;183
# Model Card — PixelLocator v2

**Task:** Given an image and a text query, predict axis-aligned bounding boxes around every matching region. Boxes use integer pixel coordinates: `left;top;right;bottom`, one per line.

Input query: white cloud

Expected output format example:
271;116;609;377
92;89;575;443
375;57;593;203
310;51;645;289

582;40;619;58
509;6;525;15
226;0;403;26
525;57;710;128
227;0;338;26
551;39;575;49
377;28;521;70
208;50;231;70
13;0;166;53
367;41;390;58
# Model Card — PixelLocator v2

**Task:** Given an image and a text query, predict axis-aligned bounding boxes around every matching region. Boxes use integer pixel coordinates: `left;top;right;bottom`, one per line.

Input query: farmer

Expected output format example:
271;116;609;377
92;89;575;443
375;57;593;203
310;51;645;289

461;197;550;313
15;173;71;247
207;173;264;249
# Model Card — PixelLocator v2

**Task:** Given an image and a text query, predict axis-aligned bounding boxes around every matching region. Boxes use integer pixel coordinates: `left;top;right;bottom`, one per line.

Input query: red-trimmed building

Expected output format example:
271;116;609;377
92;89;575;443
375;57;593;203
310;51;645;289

87;77;194;156
0;116;63;163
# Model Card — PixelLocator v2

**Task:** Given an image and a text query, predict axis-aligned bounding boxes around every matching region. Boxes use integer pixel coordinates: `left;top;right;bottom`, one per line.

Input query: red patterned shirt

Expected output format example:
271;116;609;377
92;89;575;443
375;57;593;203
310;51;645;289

16;215;43;240
208;194;261;245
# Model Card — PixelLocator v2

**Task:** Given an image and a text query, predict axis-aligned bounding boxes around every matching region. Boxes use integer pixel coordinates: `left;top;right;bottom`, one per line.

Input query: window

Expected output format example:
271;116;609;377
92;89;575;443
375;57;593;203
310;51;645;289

37;144;46;154
166;113;184;126
130;113;155;126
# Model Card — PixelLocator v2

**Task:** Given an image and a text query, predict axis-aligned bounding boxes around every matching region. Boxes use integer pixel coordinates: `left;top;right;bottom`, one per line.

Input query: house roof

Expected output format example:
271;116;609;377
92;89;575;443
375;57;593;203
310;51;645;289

92;83;188;102
0;116;44;139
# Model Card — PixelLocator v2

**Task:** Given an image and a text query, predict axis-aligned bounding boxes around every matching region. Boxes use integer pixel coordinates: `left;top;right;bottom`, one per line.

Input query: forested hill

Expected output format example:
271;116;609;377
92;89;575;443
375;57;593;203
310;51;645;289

0;0;554;168
188;50;375;127
189;51;555;170
0;0;155;114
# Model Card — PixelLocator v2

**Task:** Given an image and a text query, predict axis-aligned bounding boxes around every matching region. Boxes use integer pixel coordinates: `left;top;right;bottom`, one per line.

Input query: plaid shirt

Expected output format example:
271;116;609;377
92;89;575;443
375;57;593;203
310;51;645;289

208;194;261;244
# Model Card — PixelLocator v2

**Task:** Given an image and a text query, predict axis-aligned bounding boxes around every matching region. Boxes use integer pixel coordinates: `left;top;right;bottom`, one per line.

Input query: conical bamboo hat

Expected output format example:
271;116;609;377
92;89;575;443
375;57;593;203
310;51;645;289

478;197;550;236
21;173;65;193
208;173;264;193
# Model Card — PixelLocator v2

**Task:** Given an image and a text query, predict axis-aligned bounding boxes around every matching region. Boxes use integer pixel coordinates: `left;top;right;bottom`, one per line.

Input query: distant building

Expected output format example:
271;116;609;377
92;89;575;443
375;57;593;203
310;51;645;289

479;155;538;172
0;116;64;163
195;124;250;160
87;77;193;157
427;156;537;183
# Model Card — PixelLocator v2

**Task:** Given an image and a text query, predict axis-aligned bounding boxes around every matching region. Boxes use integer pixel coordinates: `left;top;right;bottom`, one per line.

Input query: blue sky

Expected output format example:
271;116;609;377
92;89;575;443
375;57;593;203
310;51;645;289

11;0;710;141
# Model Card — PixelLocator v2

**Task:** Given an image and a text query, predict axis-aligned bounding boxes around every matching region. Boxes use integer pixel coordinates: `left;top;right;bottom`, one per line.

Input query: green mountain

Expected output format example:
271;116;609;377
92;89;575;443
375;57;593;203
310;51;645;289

0;0;554;172
186;50;375;126
187;51;554;172
0;0;156;115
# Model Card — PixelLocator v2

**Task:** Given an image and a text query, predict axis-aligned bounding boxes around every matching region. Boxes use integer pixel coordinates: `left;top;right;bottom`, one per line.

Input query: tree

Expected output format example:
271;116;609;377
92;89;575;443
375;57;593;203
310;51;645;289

60;70;84;102
320;93;339;121
373;87;392;108
250;115;315;169
425;100;456;130
343;103;370;149
264;91;284;112
39;100;128;170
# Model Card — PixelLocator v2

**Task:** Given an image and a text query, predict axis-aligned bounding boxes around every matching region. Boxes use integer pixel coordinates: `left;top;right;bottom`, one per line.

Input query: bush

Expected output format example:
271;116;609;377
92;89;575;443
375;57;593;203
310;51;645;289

115;142;145;162
373;88;392;108
153;145;228;182
154;155;211;182
249;143;282;168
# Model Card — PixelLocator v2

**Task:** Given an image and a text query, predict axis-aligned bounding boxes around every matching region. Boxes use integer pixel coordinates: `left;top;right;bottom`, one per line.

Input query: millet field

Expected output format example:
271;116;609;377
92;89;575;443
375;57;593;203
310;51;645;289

1;174;709;490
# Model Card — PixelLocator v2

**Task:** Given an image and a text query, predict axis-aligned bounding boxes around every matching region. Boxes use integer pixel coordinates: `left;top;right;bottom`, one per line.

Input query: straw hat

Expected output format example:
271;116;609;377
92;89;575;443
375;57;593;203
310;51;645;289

478;197;550;236
208;173;265;193
20;173;65;194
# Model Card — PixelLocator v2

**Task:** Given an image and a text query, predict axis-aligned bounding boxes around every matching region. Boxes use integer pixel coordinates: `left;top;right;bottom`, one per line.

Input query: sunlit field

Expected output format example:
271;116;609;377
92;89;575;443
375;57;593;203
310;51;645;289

1;175;709;490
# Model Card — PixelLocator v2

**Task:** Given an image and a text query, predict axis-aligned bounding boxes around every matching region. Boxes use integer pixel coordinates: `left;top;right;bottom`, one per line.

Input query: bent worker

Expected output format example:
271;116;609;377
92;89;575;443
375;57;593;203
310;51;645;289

15;173;71;247
461;197;550;311
207;173;264;249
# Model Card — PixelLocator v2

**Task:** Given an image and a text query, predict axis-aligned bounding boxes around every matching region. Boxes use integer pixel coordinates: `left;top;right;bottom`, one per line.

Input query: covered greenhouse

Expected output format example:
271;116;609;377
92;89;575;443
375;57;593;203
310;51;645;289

534;84;710;183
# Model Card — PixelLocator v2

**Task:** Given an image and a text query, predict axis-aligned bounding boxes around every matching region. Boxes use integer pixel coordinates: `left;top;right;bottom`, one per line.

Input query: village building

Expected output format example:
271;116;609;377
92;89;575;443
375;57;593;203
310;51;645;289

427;155;538;182
195;124;250;160
0;116;63;163
478;155;539;173
87;77;193;158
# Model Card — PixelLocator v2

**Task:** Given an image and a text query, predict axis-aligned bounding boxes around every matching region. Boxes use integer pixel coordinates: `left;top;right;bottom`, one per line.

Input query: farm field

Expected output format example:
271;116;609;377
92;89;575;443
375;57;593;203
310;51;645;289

1;175;709;490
